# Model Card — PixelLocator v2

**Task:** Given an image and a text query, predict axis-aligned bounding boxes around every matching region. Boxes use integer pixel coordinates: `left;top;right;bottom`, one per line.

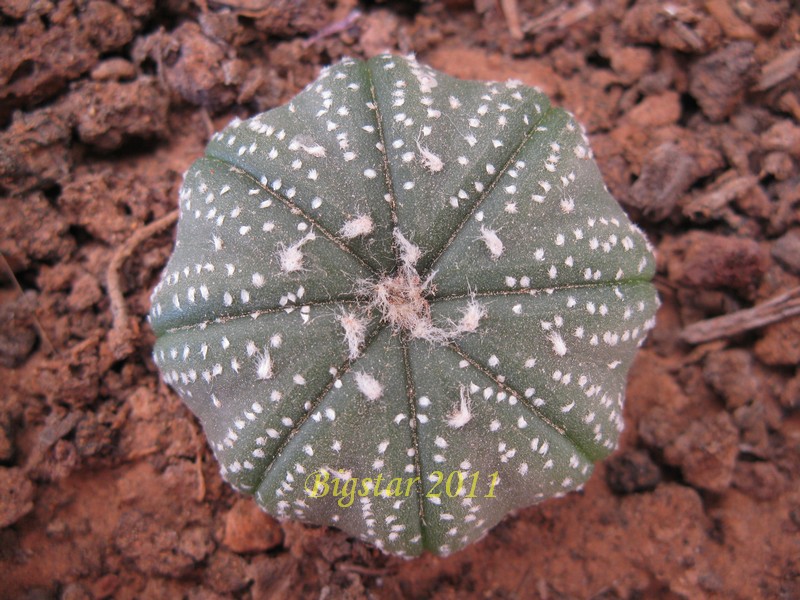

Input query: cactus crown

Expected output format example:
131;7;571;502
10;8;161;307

150;54;658;557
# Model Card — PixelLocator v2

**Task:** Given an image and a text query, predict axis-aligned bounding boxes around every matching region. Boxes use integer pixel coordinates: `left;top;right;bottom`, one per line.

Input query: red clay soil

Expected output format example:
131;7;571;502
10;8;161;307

2;1;799;598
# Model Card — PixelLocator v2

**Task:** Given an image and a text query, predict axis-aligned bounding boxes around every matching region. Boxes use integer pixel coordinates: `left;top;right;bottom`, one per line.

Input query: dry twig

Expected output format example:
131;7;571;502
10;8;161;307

335;563;397;577
682;173;758;220
500;0;524;40
107;210;179;358
523;1;594;34
187;416;207;502
0;252;56;356
303;9;362;48
681;286;800;344
754;47;800;91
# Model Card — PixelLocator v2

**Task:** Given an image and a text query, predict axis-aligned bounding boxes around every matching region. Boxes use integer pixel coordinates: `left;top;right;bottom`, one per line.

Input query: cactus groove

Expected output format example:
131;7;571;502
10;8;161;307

149;54;659;557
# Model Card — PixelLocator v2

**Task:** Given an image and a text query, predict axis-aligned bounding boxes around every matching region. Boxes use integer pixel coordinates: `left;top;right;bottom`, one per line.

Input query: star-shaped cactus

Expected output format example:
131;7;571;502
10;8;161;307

149;54;658;557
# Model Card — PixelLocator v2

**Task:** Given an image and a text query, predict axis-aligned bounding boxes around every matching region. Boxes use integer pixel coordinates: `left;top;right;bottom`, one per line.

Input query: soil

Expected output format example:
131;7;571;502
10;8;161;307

1;1;799;598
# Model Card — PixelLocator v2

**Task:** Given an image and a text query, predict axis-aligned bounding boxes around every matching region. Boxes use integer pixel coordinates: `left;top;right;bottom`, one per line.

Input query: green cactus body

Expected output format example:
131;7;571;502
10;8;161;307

149;54;658;557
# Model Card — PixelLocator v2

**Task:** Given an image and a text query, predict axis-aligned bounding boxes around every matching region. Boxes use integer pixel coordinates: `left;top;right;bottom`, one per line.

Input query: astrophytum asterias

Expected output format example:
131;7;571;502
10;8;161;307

149;54;658;557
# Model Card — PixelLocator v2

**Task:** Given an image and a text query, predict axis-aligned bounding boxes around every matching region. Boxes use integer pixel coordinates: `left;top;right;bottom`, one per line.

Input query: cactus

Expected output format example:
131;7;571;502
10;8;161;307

149;54;658;557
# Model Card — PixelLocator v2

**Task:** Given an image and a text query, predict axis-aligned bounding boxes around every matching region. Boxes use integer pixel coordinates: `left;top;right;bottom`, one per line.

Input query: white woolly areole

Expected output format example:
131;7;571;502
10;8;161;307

288;135;326;157
355;371;383;400
357;228;487;344
417;141;443;172
337;311;368;359
278;231;316;273
339;214;374;239
447;386;473;428
479;225;504;259
393;228;422;269
457;300;486;333
548;331;568;356
254;348;273;380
